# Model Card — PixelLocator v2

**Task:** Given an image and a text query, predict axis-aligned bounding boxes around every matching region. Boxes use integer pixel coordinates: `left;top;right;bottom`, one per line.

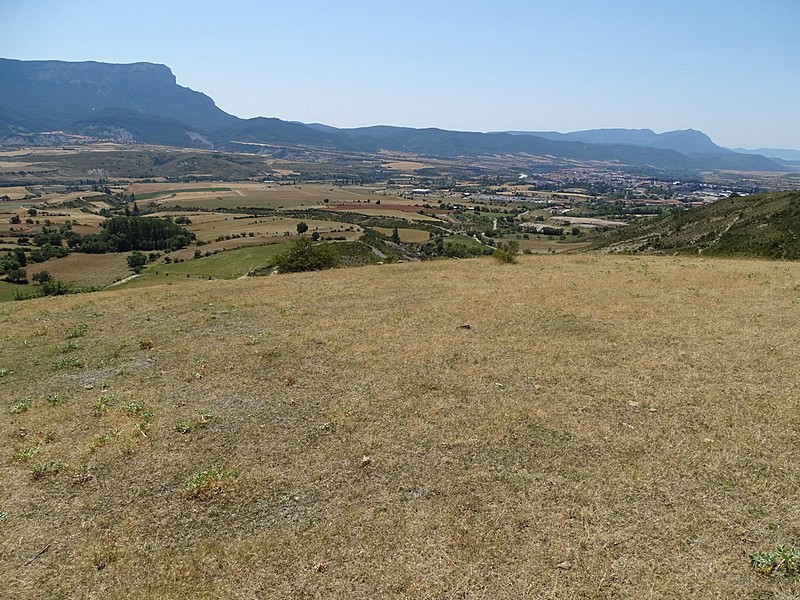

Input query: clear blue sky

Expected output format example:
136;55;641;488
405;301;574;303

2;0;799;149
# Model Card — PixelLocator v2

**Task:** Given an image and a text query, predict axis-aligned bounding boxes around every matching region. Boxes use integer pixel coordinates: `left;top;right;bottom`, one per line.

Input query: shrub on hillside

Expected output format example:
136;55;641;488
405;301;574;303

492;240;519;264
275;238;338;273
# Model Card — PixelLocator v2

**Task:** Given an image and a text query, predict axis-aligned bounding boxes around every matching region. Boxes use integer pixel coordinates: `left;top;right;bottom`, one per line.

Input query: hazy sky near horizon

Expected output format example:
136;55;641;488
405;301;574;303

2;0;798;149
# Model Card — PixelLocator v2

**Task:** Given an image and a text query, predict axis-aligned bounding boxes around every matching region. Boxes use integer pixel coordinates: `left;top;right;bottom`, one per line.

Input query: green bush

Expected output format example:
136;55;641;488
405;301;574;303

275;238;338;273
127;251;148;273
492;240;519;264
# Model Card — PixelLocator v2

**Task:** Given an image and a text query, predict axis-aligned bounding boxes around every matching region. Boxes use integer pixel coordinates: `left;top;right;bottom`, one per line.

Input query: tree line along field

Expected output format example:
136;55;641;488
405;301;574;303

1;254;799;598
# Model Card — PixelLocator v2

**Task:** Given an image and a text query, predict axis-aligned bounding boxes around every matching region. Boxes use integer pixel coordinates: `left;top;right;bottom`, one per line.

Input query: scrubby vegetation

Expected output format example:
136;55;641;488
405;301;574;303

595;190;800;259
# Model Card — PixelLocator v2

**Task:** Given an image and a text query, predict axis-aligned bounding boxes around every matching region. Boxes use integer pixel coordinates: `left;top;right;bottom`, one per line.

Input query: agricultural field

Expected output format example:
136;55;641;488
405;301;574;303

380;160;433;170
1;254;799;598
129;243;290;282
320;204;443;222
516;237;593;253
176;213;361;243
0;186;32;200
139;183;390;211
26;252;130;287
138;182;451;222
372;227;432;243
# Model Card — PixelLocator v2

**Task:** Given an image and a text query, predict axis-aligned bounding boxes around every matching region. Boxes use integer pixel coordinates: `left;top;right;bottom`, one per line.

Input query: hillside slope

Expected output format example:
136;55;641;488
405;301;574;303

595;190;800;259
2;255;799;599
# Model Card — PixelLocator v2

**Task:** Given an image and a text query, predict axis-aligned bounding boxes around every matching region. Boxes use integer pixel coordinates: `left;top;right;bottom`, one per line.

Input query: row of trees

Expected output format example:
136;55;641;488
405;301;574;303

20;216;196;256
90;216;195;252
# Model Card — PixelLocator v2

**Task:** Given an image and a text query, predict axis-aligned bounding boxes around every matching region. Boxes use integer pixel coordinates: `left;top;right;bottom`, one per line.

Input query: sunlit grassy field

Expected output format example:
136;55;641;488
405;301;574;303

149;244;289;279
2;254;799;599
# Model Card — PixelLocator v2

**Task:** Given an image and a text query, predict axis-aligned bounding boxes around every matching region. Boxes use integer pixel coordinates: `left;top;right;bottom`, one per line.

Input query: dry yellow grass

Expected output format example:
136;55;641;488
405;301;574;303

183;213;361;242
1;254;799;599
381;161;432;170
30;252;131;286
128;182;237;194
0;186;31;199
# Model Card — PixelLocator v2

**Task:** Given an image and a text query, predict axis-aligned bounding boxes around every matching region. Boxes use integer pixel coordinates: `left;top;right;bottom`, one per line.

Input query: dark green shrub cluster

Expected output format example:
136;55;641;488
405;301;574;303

275;238;338;273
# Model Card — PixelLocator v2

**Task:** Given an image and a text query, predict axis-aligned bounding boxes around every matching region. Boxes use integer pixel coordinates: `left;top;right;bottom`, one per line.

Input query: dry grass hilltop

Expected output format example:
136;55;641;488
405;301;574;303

2;253;800;598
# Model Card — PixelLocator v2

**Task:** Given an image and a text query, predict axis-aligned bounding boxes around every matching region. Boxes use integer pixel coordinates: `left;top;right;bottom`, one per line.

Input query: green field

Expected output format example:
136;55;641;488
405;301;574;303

0;281;24;302
138;244;289;282
444;234;486;249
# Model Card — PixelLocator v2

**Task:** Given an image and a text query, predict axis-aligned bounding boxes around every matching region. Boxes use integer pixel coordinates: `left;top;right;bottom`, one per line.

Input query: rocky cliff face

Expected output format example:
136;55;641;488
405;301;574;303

0;58;236;131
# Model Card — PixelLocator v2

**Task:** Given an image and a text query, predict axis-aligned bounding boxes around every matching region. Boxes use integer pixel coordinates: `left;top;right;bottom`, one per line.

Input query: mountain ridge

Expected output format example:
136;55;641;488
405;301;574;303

0;57;788;173
508;128;732;155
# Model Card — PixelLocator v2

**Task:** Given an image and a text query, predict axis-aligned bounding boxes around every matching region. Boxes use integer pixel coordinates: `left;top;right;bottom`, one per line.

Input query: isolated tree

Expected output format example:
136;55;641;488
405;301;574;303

296;221;309;235
127;250;148;273
5;267;27;283
27;208;37;217
391;227;400;243
311;231;320;241
32;270;52;284
10;215;21;224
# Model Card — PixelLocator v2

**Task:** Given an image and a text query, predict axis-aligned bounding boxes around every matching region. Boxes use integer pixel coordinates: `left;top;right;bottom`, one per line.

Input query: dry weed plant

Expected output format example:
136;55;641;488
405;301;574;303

0;254;799;598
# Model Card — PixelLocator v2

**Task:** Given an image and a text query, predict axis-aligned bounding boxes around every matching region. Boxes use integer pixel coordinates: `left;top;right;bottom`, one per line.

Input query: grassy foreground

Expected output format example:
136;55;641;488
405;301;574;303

2;254;799;599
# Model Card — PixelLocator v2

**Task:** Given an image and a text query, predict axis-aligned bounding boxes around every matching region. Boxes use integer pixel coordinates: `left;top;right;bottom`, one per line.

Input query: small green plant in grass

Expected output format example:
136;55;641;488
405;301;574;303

47;392;68;406
52;356;82;370
173;419;192;434
0;511;7;523
750;545;800;577
59;339;80;353
173;411;214;434
92;429;122;450
0;368;11;378
123;401;154;435
13;443;40;461
31;458;68;480
92;393;118;416
183;467;239;500
67;323;88;338
10;397;33;414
